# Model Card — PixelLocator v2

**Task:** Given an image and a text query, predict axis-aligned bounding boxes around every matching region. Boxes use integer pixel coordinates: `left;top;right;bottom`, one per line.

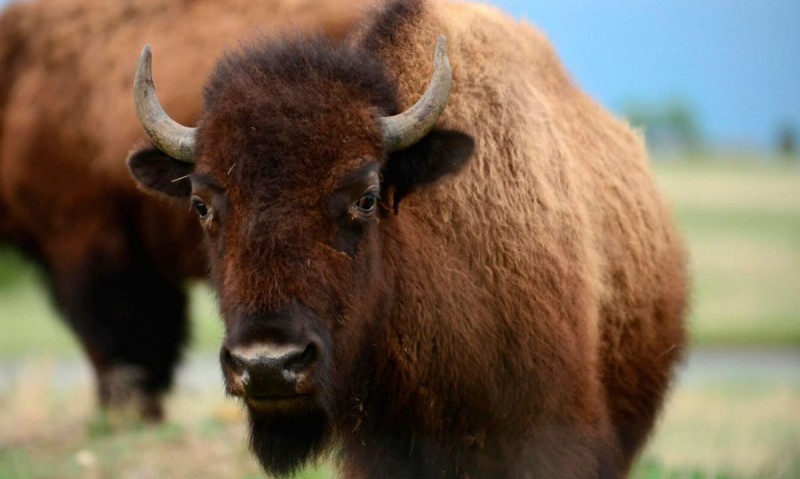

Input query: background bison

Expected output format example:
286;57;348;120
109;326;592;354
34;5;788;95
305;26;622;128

129;0;687;477
0;0;368;420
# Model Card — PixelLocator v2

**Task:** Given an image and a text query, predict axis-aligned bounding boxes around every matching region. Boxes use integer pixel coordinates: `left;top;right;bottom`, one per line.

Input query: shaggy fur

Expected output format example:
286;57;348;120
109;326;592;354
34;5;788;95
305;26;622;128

0;0;370;419
131;0;688;477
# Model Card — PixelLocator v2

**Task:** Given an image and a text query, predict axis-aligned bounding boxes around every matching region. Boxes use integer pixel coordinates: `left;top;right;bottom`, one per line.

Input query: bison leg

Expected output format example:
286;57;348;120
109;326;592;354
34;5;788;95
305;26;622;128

40;230;189;423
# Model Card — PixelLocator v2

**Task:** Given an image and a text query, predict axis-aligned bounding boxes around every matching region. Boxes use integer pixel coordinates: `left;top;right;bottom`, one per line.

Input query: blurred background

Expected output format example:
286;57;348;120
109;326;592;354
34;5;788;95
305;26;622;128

0;0;798;478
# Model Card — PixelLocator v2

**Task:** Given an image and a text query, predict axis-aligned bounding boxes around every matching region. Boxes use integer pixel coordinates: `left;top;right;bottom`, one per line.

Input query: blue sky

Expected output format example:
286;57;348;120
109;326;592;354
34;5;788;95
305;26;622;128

2;0;796;149
488;0;800;149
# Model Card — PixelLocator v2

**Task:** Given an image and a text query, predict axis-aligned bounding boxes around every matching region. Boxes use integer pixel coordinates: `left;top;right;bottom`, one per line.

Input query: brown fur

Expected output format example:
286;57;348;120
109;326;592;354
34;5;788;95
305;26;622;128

0;0;371;418
359;1;689;474
129;0;688;477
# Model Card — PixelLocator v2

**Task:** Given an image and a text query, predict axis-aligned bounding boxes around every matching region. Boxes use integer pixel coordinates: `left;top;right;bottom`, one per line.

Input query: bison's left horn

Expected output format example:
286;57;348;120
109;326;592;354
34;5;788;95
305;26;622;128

381;35;452;153
134;45;197;163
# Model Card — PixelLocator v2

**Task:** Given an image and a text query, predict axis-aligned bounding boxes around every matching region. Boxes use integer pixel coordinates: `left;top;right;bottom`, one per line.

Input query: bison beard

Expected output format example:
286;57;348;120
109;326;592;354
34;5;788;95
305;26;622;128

249;408;330;477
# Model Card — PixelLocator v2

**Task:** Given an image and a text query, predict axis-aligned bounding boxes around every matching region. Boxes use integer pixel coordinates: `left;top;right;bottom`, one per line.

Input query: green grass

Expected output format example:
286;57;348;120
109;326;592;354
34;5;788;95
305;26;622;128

632;376;800;479
0;366;328;479
0;360;797;478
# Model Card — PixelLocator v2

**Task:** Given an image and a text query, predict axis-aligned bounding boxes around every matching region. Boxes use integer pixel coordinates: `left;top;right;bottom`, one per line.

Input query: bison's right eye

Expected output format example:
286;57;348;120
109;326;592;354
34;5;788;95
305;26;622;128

191;197;211;219
355;193;378;213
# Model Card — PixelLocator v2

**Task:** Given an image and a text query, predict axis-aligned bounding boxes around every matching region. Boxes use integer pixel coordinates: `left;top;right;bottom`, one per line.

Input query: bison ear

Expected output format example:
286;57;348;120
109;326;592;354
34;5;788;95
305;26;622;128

381;129;474;212
128;147;194;197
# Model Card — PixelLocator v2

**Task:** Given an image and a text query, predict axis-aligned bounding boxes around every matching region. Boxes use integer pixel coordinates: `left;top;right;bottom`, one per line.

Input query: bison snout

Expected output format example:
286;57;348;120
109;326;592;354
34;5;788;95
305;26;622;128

221;343;317;401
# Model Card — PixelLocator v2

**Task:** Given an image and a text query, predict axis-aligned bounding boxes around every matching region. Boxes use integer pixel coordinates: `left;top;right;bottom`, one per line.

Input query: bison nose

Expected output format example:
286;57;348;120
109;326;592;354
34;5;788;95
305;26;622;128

222;343;316;399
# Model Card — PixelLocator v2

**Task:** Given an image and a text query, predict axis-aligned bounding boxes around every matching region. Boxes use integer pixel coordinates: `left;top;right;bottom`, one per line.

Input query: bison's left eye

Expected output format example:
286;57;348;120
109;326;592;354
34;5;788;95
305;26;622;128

355;192;378;215
191;196;211;220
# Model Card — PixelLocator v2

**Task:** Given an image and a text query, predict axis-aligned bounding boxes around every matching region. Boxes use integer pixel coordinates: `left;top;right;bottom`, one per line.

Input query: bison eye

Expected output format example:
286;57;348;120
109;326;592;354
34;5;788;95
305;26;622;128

191;196;210;219
355;192;378;215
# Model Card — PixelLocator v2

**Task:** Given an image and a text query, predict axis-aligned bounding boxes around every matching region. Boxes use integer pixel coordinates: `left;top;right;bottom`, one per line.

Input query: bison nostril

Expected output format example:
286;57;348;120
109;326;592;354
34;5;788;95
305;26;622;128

222;347;246;376
285;344;316;375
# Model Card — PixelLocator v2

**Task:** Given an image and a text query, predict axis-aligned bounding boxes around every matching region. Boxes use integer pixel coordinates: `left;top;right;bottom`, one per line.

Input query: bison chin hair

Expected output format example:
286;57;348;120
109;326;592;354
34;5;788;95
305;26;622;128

249;409;330;477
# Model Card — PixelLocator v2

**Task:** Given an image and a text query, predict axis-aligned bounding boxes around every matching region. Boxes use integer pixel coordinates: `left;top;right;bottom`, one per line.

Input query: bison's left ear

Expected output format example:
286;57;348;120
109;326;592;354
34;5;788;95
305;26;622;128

381;129;474;212
128;147;194;197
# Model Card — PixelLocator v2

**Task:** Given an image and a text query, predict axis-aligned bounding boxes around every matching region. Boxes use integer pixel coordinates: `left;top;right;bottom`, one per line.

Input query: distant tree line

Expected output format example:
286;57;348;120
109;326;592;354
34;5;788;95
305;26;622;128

777;123;797;158
619;99;703;153
620;99;798;161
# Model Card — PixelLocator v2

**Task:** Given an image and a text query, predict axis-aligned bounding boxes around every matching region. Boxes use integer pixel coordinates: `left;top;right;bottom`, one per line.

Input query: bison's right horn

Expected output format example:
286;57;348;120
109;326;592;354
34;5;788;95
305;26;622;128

134;45;197;163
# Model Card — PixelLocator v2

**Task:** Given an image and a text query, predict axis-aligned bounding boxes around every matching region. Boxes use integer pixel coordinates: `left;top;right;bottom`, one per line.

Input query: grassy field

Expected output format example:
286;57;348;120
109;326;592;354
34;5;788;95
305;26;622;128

0;357;797;479
0;157;798;478
653;157;800;346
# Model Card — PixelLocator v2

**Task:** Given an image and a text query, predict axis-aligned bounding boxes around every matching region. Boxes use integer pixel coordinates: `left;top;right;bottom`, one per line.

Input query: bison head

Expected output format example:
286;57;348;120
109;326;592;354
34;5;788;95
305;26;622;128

128;34;473;476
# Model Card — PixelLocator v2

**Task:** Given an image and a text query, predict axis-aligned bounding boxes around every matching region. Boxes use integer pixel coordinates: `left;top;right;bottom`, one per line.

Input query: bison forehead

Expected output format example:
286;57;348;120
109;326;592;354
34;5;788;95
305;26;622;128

197;101;383;198
193;37;400;194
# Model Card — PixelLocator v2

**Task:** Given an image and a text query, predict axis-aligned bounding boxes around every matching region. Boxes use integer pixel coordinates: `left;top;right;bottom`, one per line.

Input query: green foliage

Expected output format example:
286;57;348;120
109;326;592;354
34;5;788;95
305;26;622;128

777;123;797;158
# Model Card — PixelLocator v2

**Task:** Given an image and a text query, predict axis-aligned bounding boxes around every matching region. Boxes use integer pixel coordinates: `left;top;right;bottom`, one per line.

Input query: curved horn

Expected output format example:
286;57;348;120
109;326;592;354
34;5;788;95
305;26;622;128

134;45;197;162
381;35;452;153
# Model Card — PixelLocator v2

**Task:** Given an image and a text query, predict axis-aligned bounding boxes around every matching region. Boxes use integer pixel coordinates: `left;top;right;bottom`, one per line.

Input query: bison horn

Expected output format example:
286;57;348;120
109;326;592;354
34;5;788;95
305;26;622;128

134;45;197;163
381;35;452;153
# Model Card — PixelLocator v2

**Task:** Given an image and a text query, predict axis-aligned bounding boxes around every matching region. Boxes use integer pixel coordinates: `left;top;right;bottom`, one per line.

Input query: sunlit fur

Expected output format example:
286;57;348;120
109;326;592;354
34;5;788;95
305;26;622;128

0;0;369;419
129;0;687;477
346;1;688;476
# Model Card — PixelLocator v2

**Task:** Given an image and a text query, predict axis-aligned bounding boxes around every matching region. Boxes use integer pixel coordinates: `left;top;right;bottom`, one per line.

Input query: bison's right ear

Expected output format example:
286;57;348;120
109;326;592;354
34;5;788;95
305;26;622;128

128;147;194;197
382;129;475;212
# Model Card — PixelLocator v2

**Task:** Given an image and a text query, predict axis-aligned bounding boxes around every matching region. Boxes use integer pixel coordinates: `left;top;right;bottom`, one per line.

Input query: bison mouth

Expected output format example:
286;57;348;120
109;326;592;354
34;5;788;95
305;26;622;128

237;379;329;476
248;406;330;477
245;393;315;411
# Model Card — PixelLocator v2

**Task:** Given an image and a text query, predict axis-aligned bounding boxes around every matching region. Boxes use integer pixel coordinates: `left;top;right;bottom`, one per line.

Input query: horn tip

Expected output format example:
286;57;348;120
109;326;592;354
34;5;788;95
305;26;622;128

137;45;153;76
140;44;152;60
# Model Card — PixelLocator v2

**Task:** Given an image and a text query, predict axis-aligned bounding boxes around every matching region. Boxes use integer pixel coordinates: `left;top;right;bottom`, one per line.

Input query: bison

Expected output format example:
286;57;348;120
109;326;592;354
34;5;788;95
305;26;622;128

0;0;368;420
131;0;690;476
129;0;688;476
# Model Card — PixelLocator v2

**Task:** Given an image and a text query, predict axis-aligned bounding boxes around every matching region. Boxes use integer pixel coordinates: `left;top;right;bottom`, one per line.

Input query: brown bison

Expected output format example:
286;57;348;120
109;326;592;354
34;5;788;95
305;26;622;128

0;0;368;420
129;0;688;476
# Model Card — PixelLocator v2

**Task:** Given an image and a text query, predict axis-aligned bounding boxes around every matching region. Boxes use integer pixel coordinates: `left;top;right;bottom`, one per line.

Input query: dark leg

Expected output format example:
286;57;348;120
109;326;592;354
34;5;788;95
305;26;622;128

42;231;189;422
